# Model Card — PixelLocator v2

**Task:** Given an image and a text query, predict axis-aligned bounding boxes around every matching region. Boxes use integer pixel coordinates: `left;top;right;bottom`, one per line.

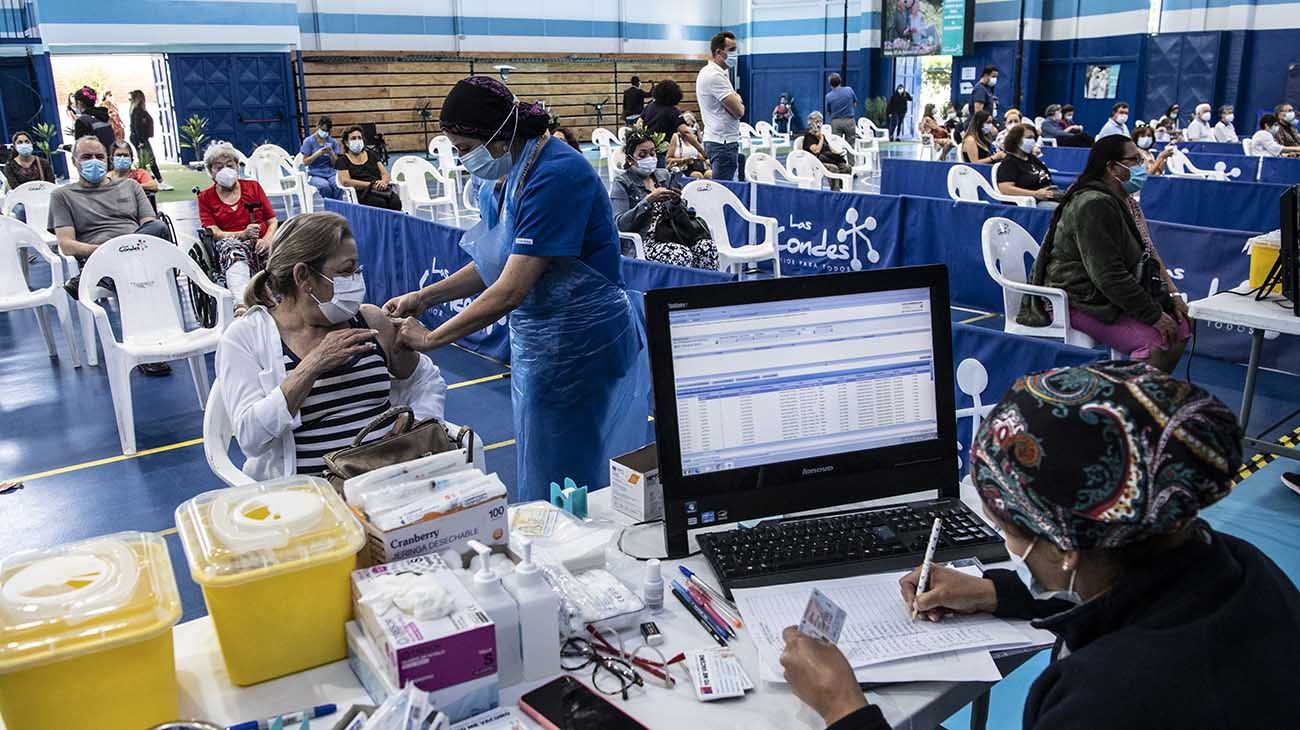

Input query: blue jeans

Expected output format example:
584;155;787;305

307;173;344;201
705;141;741;182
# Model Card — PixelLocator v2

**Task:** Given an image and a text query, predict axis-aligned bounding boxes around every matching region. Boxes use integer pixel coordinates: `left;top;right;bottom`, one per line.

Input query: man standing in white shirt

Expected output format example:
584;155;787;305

1213;106;1239;143
1097;102;1131;140
1182;103;1215;142
696;31;745;181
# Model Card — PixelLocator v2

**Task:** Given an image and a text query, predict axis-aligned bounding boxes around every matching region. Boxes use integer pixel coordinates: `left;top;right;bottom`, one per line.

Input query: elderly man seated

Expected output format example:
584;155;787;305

51;135;174;375
1039;104;1093;148
1182;103;1216;142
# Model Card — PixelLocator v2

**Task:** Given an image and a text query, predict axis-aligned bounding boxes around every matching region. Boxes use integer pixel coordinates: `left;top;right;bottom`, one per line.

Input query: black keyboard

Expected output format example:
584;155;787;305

697;498;1008;596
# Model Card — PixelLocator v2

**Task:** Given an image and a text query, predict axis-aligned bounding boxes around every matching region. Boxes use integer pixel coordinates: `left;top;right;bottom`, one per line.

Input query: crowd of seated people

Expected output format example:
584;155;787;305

197;143;280;312
1040;104;1092;147
1252;114;1300;158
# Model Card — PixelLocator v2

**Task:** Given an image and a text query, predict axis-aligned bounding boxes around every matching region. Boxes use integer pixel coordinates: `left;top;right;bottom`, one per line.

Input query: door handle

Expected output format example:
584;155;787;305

238;113;284;124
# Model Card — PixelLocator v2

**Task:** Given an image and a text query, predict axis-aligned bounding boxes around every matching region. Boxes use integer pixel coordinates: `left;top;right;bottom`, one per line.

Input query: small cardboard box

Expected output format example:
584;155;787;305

351;557;500;716
357;489;509;566
610;442;662;522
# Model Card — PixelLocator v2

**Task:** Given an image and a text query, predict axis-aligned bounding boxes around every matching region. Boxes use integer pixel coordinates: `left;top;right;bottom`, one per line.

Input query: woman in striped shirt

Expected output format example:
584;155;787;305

216;212;447;480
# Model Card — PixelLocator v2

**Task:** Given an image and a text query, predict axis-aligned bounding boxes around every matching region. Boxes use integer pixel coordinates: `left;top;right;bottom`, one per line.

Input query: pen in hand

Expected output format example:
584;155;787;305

911;517;943;621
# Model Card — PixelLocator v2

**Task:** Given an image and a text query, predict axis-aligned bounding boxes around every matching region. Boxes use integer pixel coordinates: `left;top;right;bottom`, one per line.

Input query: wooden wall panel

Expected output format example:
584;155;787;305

298;52;706;152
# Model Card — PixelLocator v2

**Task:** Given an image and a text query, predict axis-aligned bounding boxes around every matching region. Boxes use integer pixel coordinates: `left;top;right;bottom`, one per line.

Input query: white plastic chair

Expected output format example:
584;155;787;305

618;232;646;259
949;164;1035;207
390;156;459;221
251;143;292;161
680;179;782;280
754;120;791;156
1164;148;1237;181
78;234;234;455
980;217;1096;348
787;149;853;191
247;148;311;217
738;122;768;155
824;131;874;181
1242;139;1254;156
3;180;60;247
0;217;81;366
915;120;936;161
745;151;815;188
428;135;466;202
592;128;623;182
858;117;890;143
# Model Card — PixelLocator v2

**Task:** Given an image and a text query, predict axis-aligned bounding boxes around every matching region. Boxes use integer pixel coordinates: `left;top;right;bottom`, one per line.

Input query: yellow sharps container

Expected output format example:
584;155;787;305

174;477;364;685
0;532;182;730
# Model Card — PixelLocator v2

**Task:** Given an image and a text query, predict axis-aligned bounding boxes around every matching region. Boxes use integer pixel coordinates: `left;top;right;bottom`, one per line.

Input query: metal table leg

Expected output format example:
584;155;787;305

1239;328;1264;428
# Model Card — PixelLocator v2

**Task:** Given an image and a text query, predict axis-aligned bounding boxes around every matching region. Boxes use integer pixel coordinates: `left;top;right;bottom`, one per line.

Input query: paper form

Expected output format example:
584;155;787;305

734;569;1034;674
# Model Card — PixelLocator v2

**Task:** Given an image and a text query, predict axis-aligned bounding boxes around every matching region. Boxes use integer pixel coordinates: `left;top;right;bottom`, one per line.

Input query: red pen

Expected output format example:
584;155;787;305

687;584;737;639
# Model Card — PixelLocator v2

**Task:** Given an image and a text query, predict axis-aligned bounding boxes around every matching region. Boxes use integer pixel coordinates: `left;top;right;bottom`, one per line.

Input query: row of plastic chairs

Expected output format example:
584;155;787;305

744;149;857;191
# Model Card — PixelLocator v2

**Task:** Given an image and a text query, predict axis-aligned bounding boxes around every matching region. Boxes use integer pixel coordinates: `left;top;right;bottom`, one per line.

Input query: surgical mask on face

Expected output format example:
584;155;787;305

1136;136;1154;149
15;143;32;156
1020;138;1037;154
312;269;366;324
317;128;329;139
725;54;737;69
1115;113;1129;124
1225;114;1235;123
112;155;132;171
1199;111;1211;122
347;139;365;154
982;123;994;135
1118;160;1148;194
988;77;998;87
1051;113;1062;121
462;106;519;182
1271;125;1281;134
1065;113;1074;121
1007;538;1082;604
1286;111;1297;123
79;158;107;184
634;156;657;176
214;166;239;188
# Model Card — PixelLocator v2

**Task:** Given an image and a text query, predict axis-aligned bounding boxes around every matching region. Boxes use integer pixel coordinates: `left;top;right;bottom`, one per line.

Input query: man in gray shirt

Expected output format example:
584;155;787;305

53;135;174;374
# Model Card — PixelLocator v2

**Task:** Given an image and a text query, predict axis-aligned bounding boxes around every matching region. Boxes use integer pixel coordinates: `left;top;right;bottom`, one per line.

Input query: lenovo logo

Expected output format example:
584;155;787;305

801;465;835;476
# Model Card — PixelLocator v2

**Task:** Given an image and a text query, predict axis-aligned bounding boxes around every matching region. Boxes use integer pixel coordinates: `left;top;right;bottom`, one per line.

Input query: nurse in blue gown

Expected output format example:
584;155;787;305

386;76;651;502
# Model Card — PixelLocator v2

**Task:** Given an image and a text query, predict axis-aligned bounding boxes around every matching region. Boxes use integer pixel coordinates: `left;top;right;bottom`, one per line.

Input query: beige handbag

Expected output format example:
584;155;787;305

321;405;474;491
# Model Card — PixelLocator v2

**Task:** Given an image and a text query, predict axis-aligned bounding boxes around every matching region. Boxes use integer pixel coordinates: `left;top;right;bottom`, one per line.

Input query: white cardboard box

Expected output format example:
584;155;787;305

357;489;509;566
610;442;662;523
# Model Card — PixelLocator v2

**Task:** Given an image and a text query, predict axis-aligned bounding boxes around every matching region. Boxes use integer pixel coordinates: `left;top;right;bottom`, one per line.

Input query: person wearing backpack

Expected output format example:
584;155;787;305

71;86;116;151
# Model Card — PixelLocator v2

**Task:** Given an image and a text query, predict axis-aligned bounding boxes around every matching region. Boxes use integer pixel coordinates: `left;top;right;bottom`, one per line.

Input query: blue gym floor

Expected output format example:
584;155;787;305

3;181;1298;729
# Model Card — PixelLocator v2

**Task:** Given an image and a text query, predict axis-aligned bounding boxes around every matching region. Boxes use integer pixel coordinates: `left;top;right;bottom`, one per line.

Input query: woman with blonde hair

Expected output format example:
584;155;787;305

216;212;447;480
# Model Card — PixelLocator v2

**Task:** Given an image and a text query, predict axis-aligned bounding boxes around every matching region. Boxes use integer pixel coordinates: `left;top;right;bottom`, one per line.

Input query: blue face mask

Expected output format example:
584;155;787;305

462;106;518;182
80;158;107;184
112;155;132;171
317;128;329;139
1119;161;1148;194
15;143;33;156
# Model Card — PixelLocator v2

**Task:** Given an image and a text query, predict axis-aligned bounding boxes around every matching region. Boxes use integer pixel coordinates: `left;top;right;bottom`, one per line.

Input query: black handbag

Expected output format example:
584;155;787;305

653;199;713;246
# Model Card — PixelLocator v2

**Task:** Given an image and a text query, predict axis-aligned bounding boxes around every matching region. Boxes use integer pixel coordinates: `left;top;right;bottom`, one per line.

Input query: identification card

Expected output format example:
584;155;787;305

686;648;752;701
799;587;847;643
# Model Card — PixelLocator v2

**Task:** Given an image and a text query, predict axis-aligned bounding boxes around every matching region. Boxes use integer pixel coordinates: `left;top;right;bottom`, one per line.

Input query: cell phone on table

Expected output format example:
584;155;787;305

518;676;649;730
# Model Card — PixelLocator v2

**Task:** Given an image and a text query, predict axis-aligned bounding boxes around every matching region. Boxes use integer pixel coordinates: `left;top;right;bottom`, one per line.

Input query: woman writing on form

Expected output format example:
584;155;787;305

385;76;651;502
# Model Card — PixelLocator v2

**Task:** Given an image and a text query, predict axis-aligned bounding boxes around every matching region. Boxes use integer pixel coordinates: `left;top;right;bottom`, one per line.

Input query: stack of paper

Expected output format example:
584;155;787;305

733;568;1052;684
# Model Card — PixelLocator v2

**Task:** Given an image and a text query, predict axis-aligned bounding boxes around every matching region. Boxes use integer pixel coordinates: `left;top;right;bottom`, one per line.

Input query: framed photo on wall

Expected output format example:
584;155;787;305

1084;64;1120;99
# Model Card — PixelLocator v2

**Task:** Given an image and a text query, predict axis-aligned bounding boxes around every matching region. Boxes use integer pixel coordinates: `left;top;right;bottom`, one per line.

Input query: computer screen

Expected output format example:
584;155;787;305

667;288;939;475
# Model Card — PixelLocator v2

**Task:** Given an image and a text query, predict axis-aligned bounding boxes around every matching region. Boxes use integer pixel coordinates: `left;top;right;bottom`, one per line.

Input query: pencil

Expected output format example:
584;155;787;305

912;517;944;621
672;585;727;646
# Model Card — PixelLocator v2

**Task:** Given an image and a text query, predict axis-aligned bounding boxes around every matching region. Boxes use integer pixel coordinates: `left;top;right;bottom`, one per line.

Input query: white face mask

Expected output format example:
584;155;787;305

988;77;998;87
1007;538;1082;604
1051;113;1062;121
1115;113;1129;124
982;123;995;135
1020;138;1037;154
1285;111;1296;123
1064;113;1074;121
1199;111;1211;122
724;49;738;69
312;269;366;324
634;156;657;176
214;166;239;188
1225;114;1235;123
1137;136;1154;149
347;139;365;154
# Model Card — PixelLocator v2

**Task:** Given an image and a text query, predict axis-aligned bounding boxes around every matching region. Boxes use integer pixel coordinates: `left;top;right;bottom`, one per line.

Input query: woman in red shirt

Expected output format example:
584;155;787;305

197;144;279;312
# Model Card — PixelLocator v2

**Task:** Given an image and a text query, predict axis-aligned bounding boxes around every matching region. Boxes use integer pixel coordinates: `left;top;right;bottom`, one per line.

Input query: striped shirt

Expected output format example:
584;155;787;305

284;317;393;473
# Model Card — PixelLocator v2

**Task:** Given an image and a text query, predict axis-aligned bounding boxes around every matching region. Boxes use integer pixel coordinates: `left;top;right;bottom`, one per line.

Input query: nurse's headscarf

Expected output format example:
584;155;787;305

972;362;1242;552
440;76;550;142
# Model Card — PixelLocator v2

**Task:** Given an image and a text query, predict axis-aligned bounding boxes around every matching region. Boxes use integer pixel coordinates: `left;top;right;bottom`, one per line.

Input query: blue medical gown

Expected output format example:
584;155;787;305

462;138;653;501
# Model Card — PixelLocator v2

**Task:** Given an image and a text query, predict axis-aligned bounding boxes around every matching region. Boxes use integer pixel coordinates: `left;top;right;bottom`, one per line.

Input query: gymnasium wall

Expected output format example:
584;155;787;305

299;52;704;151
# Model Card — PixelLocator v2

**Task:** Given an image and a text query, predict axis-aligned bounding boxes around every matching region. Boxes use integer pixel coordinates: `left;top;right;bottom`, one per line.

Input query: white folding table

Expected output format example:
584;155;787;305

1188;286;1300;460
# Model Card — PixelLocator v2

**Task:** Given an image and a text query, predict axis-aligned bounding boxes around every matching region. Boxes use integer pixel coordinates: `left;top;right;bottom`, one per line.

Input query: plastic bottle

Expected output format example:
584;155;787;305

502;536;561;681
468;540;523;686
643;558;664;612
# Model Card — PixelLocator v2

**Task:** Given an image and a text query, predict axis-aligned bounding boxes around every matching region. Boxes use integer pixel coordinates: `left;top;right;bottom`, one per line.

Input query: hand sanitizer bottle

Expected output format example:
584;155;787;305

468;540;523;686
503;537;561;681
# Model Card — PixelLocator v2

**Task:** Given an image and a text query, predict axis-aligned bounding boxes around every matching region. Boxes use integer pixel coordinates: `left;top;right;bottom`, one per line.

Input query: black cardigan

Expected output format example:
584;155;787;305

828;523;1300;730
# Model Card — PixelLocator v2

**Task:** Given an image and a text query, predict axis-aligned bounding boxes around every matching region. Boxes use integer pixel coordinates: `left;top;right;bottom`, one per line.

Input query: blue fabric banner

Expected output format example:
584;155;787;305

882;157;1077;203
950;323;1101;476
1038;146;1091;174
898;195;1054;312
1178;140;1250;156
1139;176;1289;233
751;183;903;276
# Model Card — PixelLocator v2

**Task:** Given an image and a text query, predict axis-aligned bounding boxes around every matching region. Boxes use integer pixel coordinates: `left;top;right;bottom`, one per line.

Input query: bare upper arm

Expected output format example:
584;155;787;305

362;304;418;379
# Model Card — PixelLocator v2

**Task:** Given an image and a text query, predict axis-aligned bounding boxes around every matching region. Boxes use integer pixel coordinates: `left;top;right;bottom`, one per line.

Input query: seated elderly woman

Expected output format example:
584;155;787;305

196;143;279;310
995;123;1062;208
780;362;1300;730
1016;135;1191;372
799;112;852;191
217;212;446;479
610;128;719;270
335;125;402;210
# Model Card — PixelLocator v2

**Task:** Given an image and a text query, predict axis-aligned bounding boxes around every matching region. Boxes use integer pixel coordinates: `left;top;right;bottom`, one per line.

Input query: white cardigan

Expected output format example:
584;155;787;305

215;306;447;481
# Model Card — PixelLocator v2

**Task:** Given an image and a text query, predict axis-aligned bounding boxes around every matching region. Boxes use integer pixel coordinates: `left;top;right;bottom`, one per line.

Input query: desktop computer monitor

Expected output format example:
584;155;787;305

645;265;958;558
1281;184;1298;315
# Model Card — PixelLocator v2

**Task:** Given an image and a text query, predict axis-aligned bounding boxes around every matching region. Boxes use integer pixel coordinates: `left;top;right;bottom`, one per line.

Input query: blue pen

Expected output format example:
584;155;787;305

671;579;731;638
228;704;337;730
